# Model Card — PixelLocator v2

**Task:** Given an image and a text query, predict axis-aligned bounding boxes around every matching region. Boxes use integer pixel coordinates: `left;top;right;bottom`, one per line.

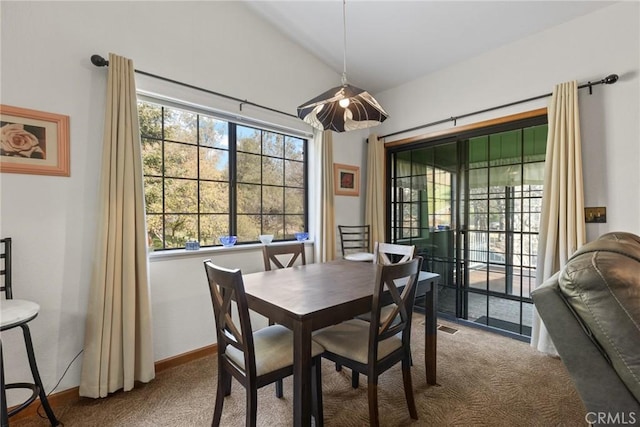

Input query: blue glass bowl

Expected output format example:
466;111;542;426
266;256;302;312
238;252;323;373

219;235;237;247
294;232;309;241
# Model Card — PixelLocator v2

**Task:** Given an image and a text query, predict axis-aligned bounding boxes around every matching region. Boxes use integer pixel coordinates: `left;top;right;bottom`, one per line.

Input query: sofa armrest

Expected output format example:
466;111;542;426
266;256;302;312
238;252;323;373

532;280;640;417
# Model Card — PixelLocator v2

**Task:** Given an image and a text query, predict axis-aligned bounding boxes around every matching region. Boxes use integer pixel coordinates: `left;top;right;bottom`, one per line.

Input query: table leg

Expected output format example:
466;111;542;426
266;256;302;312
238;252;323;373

424;280;437;385
293;321;313;427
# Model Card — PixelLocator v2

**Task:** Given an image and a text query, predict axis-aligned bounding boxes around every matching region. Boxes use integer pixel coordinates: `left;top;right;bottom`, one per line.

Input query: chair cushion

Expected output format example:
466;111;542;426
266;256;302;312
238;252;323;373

356;304;397;323
225;324;324;376
0;299;39;330
558;233;640;402
312;319;402;364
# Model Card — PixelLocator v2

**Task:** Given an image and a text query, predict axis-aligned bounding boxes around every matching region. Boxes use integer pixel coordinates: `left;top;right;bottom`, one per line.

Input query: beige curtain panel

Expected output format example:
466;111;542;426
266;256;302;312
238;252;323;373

80;53;155;398
365;133;385;246
313;129;336;262
531;80;586;355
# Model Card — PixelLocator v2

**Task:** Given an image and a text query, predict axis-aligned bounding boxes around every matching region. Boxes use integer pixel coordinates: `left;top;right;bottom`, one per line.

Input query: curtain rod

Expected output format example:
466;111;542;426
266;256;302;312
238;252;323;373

90;54;298;119
378;73;619;140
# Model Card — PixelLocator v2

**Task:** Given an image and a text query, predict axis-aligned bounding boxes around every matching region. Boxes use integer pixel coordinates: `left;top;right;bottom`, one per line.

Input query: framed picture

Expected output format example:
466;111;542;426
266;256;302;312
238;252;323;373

333;163;360;196
0;105;70;176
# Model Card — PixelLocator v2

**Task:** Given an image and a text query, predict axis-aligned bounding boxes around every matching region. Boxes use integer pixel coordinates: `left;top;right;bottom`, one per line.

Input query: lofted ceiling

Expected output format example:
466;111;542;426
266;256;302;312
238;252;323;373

243;1;616;94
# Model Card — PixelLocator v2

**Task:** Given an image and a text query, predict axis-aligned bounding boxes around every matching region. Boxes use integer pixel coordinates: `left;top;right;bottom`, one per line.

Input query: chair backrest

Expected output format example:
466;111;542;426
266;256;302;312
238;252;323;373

262;243;306;271
338;225;370;256
203;260;257;378
373;242;416;265
1;237;12;299
369;257;423;358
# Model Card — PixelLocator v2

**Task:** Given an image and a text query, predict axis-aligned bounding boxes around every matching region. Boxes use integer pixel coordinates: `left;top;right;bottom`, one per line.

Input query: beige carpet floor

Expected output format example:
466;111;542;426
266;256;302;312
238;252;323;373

13;314;587;426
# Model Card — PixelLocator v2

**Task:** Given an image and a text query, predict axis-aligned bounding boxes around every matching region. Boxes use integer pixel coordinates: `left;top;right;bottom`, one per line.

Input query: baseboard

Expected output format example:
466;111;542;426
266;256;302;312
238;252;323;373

8;343;218;422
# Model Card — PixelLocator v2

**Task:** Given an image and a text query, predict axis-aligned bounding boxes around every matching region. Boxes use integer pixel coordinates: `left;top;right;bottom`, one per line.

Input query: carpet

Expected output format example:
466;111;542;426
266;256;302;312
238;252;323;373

13;314;585;426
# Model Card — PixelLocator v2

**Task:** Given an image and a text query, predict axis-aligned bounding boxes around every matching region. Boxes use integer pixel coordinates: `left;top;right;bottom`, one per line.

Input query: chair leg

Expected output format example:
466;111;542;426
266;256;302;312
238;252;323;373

351;371;359;388
212;369;227;427
335;362;341;372
275;379;283;398
367;375;380;427
312;357;324;427
402;357;418;420
219;362;232;397
21;325;59;426
1;339;8;427
246;386;258;427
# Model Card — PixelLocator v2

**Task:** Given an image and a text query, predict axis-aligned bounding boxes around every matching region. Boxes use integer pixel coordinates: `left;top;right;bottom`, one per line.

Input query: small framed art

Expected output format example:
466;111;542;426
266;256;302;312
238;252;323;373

0;104;70;176
333;163;360;197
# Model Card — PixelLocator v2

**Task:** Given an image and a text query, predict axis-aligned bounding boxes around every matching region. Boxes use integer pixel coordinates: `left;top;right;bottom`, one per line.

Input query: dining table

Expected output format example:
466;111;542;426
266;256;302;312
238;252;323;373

241;258;439;427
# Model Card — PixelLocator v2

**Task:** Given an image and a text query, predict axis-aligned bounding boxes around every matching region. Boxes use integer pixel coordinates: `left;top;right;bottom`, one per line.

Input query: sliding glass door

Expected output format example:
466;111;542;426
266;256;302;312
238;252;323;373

387;118;547;338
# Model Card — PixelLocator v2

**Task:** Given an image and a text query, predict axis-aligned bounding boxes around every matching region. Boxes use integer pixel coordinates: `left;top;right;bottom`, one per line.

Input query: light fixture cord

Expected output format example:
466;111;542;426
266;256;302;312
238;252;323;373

341;0;348;86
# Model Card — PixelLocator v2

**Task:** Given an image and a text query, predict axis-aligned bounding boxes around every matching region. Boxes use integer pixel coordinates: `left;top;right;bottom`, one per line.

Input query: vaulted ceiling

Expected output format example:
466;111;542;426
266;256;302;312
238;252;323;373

244;1;616;93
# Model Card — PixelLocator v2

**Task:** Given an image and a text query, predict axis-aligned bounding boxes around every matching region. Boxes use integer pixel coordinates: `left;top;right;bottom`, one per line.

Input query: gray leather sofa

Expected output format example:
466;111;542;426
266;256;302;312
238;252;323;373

531;232;640;424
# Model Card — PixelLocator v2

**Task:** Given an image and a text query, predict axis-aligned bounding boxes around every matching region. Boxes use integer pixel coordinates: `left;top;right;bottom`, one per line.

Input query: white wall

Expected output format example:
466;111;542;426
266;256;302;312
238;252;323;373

376;2;640;241
2;1;637;404
0;1;343;405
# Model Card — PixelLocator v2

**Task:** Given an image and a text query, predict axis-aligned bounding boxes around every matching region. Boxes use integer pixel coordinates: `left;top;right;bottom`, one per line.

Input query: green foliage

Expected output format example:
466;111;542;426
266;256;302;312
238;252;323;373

138;100;306;250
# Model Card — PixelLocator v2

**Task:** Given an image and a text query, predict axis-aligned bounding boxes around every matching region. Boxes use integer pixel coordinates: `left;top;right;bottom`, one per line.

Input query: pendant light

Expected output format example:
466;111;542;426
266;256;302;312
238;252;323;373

296;0;388;132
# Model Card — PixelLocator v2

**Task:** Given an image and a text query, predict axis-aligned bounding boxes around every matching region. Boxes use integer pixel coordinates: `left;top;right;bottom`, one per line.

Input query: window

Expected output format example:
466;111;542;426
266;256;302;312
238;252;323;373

138;99;307;250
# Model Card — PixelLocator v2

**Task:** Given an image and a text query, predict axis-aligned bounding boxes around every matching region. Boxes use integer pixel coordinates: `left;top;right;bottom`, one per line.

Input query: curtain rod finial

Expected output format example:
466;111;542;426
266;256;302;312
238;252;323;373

91;54;108;67
603;74;618;84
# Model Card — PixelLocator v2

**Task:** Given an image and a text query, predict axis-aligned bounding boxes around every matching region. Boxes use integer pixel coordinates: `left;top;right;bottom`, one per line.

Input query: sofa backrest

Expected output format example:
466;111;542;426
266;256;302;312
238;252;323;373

558;231;640;402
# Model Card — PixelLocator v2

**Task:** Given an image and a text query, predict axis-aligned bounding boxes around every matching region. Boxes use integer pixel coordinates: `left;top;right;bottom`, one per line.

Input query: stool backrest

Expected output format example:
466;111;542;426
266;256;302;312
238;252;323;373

338;225;370;256
1;237;12;299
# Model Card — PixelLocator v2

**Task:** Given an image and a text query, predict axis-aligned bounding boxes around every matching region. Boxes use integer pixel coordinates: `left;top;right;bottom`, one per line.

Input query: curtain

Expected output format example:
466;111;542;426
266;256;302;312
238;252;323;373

531;81;586;355
80;53;155;398
313;129;336;262
365;133;385;245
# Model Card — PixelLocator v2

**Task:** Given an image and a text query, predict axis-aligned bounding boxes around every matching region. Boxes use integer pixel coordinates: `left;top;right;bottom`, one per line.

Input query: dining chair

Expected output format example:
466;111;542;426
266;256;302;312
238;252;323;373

262;242;306;271
203;260;324;427
312;257;423;427
338;241;418;381
338;225;371;257
355;242;417;330
1;237;60;427
372;242;416;265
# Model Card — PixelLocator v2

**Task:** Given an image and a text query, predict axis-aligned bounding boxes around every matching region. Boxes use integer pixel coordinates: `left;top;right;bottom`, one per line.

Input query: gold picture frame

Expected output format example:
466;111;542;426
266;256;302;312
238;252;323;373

0;104;70;176
333;163;360;196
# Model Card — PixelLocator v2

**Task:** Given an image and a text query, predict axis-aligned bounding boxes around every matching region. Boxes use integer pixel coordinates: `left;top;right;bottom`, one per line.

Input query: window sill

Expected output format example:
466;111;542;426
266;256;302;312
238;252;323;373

148;240;314;262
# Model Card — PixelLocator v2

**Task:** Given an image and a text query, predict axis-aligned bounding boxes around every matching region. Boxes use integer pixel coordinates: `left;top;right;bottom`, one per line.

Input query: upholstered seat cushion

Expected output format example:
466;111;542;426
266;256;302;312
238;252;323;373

312;319;402;364
0;299;39;330
225;324;324;376
356;304;398;323
558;232;640;402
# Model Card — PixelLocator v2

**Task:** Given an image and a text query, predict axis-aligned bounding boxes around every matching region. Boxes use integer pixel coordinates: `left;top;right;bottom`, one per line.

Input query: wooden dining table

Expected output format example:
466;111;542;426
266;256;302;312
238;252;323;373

241;259;439;427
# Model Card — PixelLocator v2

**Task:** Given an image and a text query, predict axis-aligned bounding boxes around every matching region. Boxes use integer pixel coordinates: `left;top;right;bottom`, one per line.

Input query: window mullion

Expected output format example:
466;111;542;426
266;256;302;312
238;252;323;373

229;123;237;237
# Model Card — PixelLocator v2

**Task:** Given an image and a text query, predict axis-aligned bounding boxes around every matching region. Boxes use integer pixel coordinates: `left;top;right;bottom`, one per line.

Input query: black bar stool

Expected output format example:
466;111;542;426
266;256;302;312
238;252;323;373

1;238;59;426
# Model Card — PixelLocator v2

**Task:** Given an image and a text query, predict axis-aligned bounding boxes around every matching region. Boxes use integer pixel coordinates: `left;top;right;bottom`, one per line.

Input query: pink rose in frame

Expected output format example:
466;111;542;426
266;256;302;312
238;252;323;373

0;105;69;176
1;123;46;159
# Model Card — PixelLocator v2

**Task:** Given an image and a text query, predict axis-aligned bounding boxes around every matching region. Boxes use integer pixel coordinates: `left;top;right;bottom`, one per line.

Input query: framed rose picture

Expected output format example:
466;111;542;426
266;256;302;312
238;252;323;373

333;163;360;196
0;105;70;176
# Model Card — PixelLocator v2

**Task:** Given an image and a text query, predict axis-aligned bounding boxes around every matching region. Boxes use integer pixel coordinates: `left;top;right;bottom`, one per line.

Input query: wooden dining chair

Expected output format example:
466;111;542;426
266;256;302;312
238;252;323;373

356;242;417;326
338;225;371;257
203;260;324;427
372;242;416;265
262;242;306;271
312;257;423;427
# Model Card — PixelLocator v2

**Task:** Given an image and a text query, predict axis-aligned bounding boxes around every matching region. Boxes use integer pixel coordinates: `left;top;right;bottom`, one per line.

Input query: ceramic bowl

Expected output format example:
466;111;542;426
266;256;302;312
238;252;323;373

219;235;237;247
259;234;274;244
294;232;309;241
